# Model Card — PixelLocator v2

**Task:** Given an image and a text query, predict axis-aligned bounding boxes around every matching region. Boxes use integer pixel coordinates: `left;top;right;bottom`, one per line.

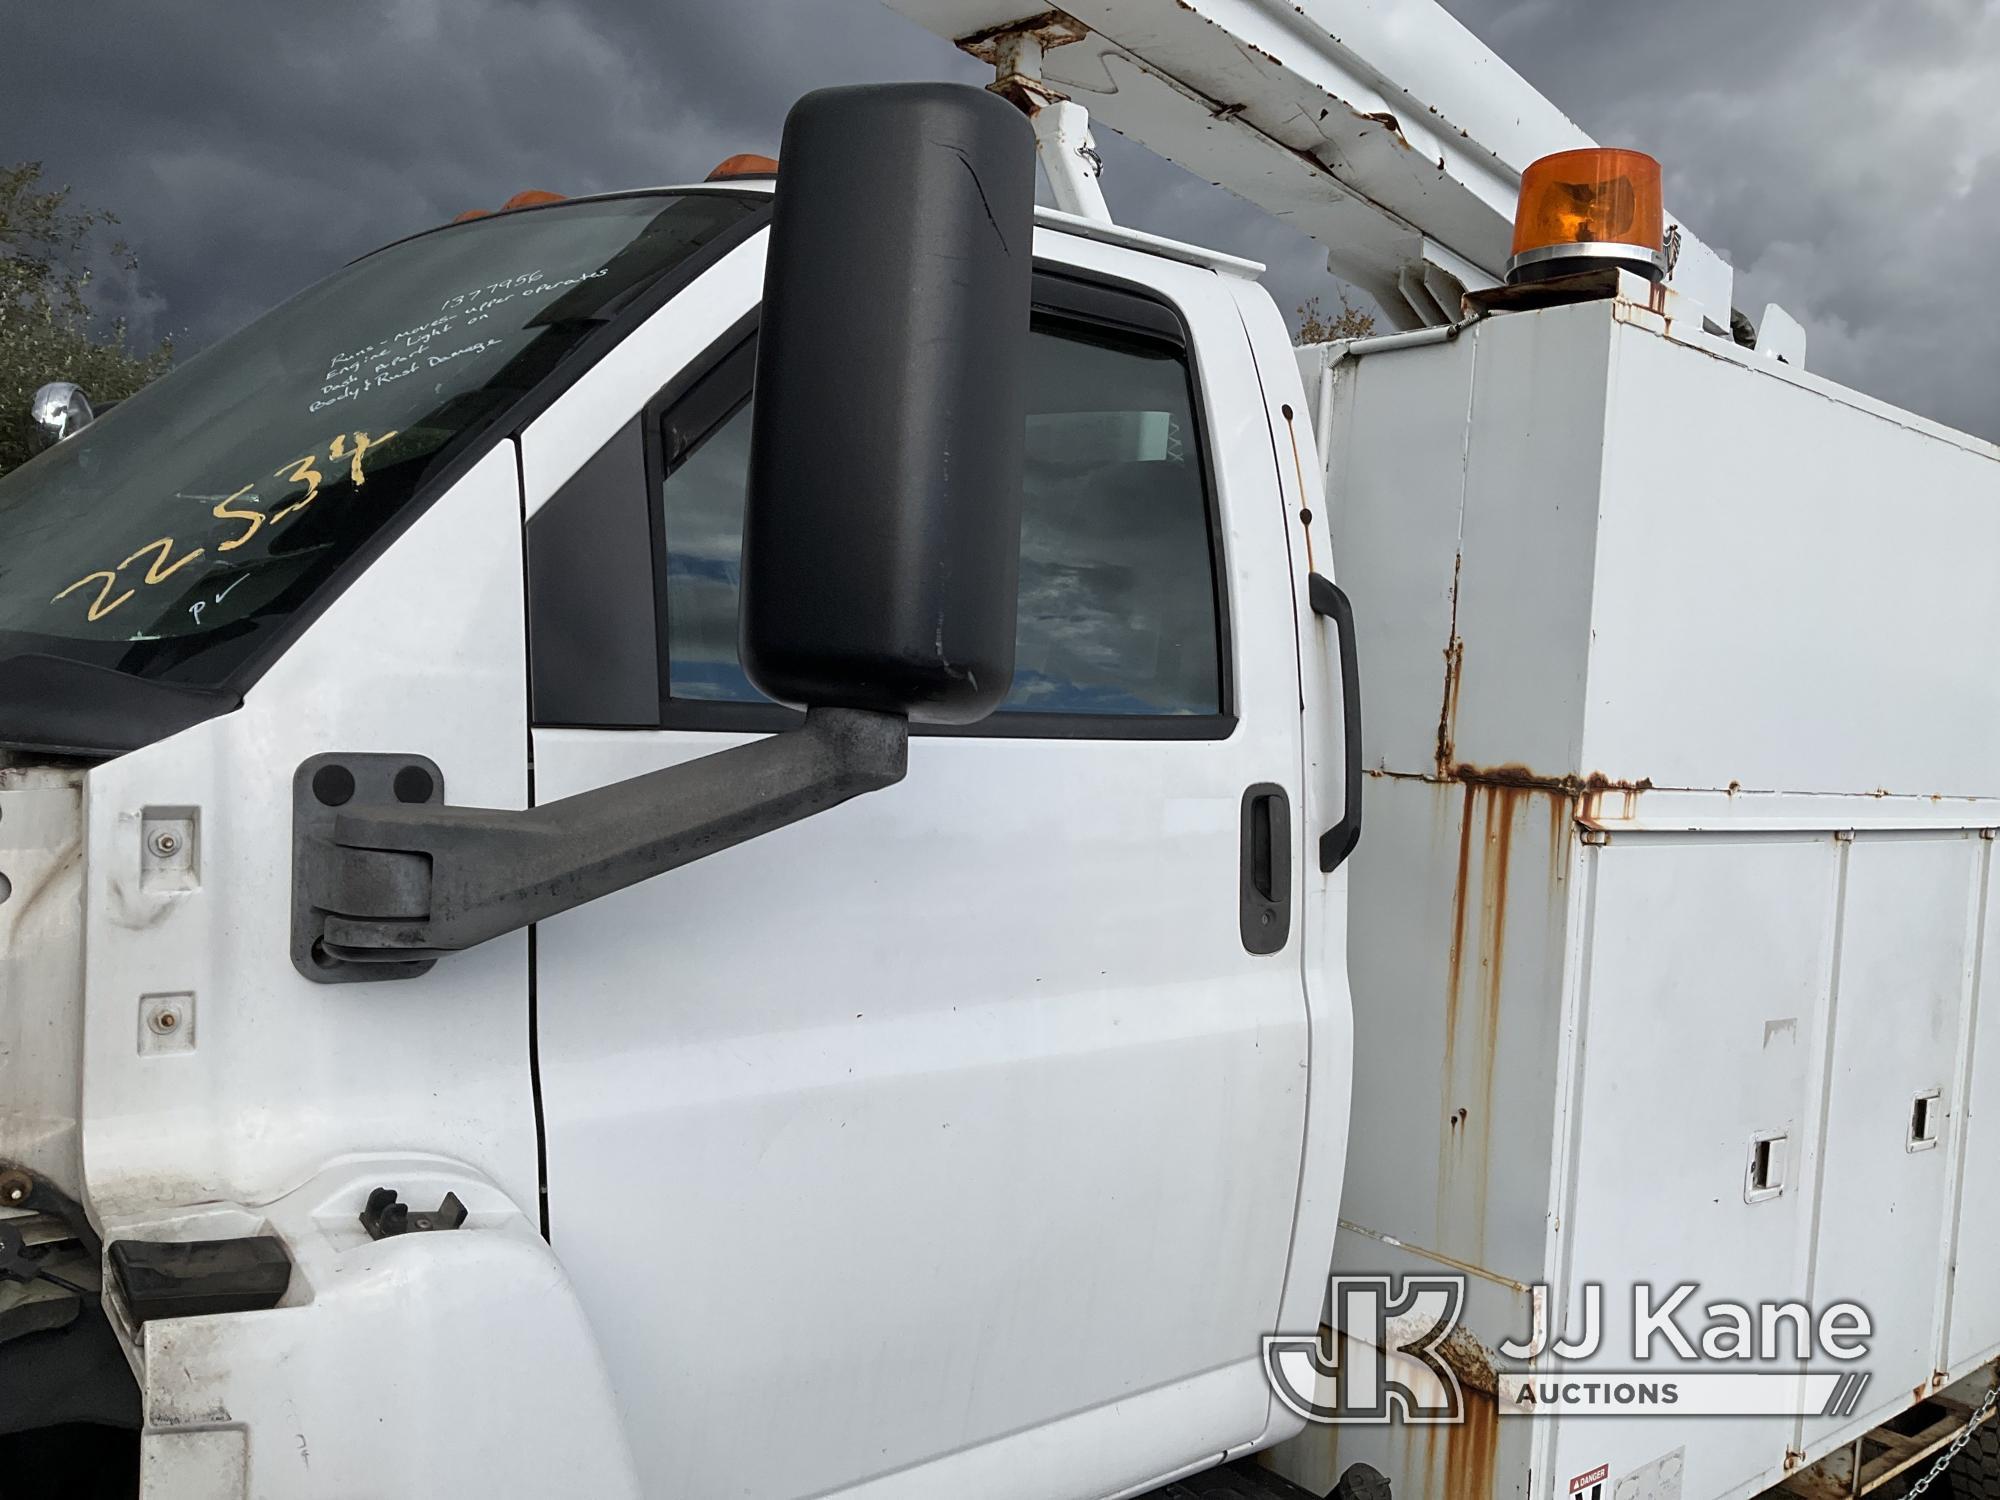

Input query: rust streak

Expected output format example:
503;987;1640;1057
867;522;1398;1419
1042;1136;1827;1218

1469;786;1516;1254
1435;752;1641;1264
1439;778;1584;1266
1434;637;1463;776
1443;780;1476;1072
953;8;1088;55
1282;408;1317;573
1547;789;1570;894
1439;780;1477;1240
1452;762;1654;798
1444;1388;1500;1500
1581;770;1654;793
1440;556;1472;788
1458;761;1561;794
1407;1412;1440;1500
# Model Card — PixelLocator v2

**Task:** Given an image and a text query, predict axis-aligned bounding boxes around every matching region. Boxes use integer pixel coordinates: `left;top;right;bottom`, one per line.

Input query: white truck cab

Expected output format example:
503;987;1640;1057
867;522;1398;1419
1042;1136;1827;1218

8;9;2000;1500
0;86;1356;1499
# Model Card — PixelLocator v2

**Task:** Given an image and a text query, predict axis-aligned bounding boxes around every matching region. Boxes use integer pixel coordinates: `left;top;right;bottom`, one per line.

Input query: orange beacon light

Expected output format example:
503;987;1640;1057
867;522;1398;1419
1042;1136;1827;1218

1506;147;1666;285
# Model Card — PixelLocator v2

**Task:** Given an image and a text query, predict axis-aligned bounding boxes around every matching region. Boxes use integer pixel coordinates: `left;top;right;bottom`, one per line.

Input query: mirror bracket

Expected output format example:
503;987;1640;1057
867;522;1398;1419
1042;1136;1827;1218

292;708;907;983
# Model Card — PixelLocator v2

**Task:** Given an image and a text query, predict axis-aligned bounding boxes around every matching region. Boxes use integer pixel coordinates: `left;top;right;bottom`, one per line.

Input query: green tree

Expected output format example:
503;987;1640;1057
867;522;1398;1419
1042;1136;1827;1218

1295;290;1377;344
0;161;173;477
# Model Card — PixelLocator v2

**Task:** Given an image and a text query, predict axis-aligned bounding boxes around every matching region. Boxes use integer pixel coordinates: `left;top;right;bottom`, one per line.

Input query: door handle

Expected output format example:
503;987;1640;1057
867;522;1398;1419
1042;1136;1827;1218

1240;783;1292;955
1308;573;1363;873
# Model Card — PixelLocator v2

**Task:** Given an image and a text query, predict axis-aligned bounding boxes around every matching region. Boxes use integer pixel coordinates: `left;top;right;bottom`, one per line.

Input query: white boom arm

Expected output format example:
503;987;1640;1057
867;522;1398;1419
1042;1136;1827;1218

884;0;1735;330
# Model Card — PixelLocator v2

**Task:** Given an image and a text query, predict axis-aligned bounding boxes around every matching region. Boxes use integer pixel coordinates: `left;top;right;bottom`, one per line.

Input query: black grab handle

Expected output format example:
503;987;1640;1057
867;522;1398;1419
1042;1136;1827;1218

1308;573;1363;873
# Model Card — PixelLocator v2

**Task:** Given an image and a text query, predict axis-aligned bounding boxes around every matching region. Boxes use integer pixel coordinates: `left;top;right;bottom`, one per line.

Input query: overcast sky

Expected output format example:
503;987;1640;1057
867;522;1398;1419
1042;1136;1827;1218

3;0;1996;438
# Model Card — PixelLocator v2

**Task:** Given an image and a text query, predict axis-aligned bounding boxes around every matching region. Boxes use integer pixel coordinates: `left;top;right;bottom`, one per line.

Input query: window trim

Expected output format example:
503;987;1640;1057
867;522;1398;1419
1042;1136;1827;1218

564;266;1239;741
648;321;759;721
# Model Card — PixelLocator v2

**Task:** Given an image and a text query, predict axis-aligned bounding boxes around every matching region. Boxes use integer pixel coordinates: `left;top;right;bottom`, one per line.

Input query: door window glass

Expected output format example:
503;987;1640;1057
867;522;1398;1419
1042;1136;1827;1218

664;399;756;702
660;314;1223;723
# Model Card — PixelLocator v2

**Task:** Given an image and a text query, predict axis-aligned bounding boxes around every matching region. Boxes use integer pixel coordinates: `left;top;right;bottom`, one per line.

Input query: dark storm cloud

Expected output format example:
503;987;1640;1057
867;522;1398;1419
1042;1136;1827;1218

0;1;1335;352
1445;0;2000;438
3;1;1995;436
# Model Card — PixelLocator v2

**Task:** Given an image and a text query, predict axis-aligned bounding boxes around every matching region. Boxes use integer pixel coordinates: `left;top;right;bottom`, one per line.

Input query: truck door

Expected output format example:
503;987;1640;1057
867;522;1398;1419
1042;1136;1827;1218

521;231;1310;1498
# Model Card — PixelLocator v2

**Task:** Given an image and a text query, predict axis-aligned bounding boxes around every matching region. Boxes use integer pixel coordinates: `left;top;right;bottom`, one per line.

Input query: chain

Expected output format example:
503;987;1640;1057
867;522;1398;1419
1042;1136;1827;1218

1905;1374;2000;1499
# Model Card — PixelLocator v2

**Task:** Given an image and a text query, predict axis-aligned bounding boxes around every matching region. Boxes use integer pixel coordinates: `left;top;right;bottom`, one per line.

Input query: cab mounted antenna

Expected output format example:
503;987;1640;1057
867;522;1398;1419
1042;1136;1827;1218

968;14;1112;224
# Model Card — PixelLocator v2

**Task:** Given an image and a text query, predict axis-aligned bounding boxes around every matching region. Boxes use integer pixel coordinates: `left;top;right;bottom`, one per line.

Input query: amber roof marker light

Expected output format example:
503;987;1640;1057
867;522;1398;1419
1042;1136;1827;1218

707;153;779;181
451;190;566;224
1506;147;1666;285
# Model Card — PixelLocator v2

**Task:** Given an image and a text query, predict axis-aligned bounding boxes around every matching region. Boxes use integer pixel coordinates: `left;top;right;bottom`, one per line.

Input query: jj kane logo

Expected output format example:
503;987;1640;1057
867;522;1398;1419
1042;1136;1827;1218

1265;1276;1875;1424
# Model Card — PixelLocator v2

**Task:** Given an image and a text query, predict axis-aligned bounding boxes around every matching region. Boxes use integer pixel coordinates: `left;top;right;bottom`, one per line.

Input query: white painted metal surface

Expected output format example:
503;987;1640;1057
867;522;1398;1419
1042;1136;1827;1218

0;201;1360;1500
78;442;538;1223
1029;97;1113;222
1949;877;2000;1368
0;767;85;1193
1222;265;1361;1435
1755;302;1808;367
113;1157;637;1497
884;0;1734;327
1801;834;1979;1455
525;224;1323;1499
1268;281;2000;1500
521;227;766;519
3;117;1985;1500
632;176;1271;279
69;444;559;1490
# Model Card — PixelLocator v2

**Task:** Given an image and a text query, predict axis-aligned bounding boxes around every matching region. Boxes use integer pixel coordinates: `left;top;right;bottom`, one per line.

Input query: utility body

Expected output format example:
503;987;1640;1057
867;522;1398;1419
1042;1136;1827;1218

1;6;1997;1500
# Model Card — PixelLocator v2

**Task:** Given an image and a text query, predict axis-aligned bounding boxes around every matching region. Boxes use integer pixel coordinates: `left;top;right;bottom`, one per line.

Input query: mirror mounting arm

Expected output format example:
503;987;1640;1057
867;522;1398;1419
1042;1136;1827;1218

292;707;907;982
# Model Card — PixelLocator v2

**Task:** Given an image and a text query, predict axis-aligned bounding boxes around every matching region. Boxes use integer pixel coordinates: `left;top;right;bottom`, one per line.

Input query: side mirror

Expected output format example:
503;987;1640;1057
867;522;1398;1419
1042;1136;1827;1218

294;82;1038;980
28;382;95;454
742;82;1036;725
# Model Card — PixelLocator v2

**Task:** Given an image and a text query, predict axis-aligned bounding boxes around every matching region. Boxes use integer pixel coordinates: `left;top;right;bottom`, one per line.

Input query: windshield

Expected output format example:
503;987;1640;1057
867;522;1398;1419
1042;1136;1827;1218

0;192;756;690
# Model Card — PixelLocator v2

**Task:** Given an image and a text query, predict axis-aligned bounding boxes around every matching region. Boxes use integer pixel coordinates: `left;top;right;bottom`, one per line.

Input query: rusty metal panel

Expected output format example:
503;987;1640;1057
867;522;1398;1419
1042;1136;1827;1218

1278;763;1576;1500
1289;285;2000;1500
1322;331;1480;779
1321;300;1627;792
1338;772;1576;1280
1447;303;1614;782
1267;1317;1532;1500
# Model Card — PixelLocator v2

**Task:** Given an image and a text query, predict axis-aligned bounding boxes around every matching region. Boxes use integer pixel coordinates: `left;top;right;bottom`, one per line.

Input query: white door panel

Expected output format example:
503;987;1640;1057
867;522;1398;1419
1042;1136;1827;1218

528;235;1311;1497
1804;833;1978;1448
1948;842;2000;1369
535;733;1303;1495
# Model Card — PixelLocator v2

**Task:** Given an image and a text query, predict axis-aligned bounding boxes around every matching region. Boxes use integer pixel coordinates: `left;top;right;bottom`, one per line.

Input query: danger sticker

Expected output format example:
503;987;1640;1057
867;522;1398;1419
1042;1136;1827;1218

1570;1466;1611;1496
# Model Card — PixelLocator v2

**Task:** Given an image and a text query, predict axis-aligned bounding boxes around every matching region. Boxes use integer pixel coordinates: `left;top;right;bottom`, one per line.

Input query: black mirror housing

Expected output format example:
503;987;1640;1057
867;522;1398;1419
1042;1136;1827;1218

741;82;1036;725
292;84;1037;981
